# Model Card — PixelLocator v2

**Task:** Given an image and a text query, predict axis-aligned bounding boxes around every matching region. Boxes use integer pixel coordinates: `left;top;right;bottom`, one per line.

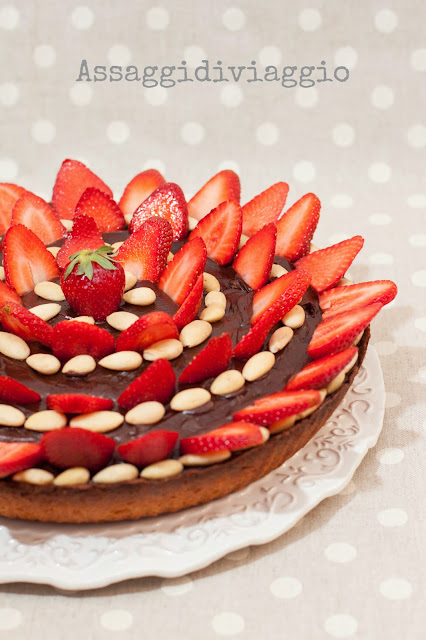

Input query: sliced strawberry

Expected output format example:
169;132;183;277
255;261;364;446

118;359;176;409
41;427;115;471
0;442;44;479
158;236;207;305
241;181;289;237
0;302;53;345
180;422;263;454
0;183;25;235
188;200;242;265
0;375;41;404
11;191;65;244
179;333;232;384
308;302;382;359
173;273;203;331
52;158;113;220
115;217;173;282
51;320;115;361
275;193;321;262
251;269;311;325
74;187;125;233
3;224;60;296
319;280;397;319
295;236;364;293
119;168;166;219
130;183;188;241
234;389;321;426
56;214;104;270
188;170;241;221
285;347;358;391
0;280;21;307
46;394;113;414
233;223;276;290
116;311;178;353
117;430;178;467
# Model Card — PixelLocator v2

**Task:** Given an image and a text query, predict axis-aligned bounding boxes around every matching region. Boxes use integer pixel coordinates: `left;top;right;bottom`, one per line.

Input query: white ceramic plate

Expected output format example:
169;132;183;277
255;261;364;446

0;347;384;590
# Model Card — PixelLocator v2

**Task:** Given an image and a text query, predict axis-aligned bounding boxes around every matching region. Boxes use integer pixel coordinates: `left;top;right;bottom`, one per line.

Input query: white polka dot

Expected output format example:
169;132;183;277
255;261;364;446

33;44;56;68
161;576;193;595
222;8;245;31
146;7;169;30
295;86;318;109
69;83;93;106
0;608;22;630
374;341;397;356
293;161;316;183
256;122;279;146
409;234;426;246
411;270;426;286
407;194;426;208
334;47;358;70
379;578;412;600
183;45;207;68
371;85;394;109
375;9;398;33
332;123;355;147
330;194;353;208
385;393;401;409
376;447;404;465
0;5;19;29
258;46;282;67
325;543;357;563
220;85;243;108
377;508;408;527
328;233;349;245
107;44;131;66
100;610;133;631
181;121;205;145
324;614;358;638
212;612;245;636
71;6;94;29
411;48;426;71
142;158;166;174
31;119;56;144
369;252;394;265
407;124;426;148
369;213;392;225
414;317;426;332
144;86;168;106
0;157;18;180
299;8;322;31
270;577;303;598
0;82;19;106
224;547;250;562
339;480;356;495
106;121;130;144
368;162;391;183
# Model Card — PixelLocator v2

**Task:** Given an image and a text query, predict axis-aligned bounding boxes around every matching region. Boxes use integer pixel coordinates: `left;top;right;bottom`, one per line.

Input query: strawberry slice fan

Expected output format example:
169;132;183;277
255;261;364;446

0;159;397;524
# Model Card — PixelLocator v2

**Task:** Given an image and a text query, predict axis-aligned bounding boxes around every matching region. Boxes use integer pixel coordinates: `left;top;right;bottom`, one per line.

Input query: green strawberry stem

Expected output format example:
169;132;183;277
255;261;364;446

64;246;118;280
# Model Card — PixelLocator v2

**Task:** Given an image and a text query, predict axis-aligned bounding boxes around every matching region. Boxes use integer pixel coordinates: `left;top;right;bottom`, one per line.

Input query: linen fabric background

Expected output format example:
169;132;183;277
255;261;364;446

0;0;425;638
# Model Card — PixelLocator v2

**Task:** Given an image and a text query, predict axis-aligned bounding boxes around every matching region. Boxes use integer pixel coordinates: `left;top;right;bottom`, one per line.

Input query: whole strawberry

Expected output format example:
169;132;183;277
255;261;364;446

61;246;125;321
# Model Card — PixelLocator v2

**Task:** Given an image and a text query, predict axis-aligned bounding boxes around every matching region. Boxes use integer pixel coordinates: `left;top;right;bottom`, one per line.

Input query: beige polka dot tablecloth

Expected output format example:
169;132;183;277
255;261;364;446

0;0;425;637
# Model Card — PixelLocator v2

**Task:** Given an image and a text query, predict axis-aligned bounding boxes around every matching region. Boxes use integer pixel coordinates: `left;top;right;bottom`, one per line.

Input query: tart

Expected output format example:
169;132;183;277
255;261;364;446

0;162;397;522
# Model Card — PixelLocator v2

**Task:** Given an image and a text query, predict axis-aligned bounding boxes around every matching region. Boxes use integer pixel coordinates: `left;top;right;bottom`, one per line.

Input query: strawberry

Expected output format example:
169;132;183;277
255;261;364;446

116;311;178;353
0;375;41;404
307;302;382;359
233;223;277;290
56;214;103;270
0;442;44;479
295;236;364;293
158;236;207;305
188;170;241;221
179;333;232;384
119;168;166;219
11;191;65;244
41;427;115;471
60;246;125;321
117;430;178;467
0;302;53;345
117;359;176;409
180;422;263;454
319;280;397;319
233;389;321;426
3;224;60;296
0;183;25;235
275;193;321;261
285;347;358;391
51;158;113;220
51;320;115;361
130;183;188;241
241;181;289;237
74;187;125;233
46;394;113;414
115;217;173;282
189;200;242;265
0;280;21;307
251;269;312;325
173;273;203;331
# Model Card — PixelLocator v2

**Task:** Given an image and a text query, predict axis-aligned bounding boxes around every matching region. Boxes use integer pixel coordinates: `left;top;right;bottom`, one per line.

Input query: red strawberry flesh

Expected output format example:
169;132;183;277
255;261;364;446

130;182;188;241
51;320;115;361
233;223;277;290
116;311;178;353
188;170;241;221
242;181;289;237
118;359;176;409
52;159;113;220
117;430;178;467
285;347;358;391
173;273;203;331
46;394;113;414
275;192;321;262
41;427;115;471
251;268;311;326
234;390;321;426
75;187;125;233
189;200;242;265
11;191;65;245
158;236;207;305
180;422;263;454
179;333;232;384
0;183;26;235
319;280;397;319
116;216;173;282
56;214;104;270
0;442;44;479
0;302;53;346
119;168;166;218
0;376;41;404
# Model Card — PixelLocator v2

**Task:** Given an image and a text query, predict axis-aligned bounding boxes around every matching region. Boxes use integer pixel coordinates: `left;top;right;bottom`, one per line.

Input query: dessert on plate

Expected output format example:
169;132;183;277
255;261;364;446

0;161;397;522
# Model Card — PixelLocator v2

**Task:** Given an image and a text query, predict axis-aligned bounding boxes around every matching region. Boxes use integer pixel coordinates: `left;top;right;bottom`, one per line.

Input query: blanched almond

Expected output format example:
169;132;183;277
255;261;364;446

125;401;165;425
60;219;73;232
29;303;61;321
34;281;65;302
46;246;60;258
269;326;294;353
124;271;137;291
268;415;297;434
238;234;249;249
170;388;211;412
143;339;183;361
92;463;139;484
53;467;90;486
26;353;61;375
0;266;4;281
203;272;220;292
72;315;95;324
336;277;354;287
24;410;67;432
260;426;270;443
188;216;198;231
210;370;245;395
69;411;124;433
167;251;174;263
309;242;321;253
124;213;133;226
200;304;225;323
13;468;54;485
98;351;142;371
123;287;156;306
106;311;138;331
179;320;212;348
0;332;30;360
0;404;25;427
179;450;231;466
327;371;346;394
140;459;183;479
352;330;364;346
343;352;358;374
62;354;96;376
270;264;288;279
205;290;227;308
111;241;124;251
242;351;275;382
282;305;305;329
